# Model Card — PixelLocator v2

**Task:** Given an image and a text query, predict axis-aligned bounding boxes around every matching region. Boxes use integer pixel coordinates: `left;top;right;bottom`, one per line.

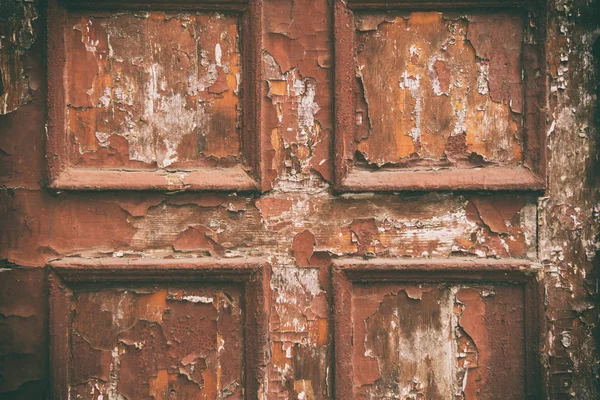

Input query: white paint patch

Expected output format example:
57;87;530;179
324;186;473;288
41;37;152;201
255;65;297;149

182;295;214;303
95;131;112;146
161;137;180;167
90;20;239;167
107;346;126;400
399;71;422;143
293;76;321;136
103;66;202;167
427;56;450;97
270;264;323;298
80;20;100;54
215;43;222;66
217;333;225;353
452;98;468;136
409;45;420;60
364;287;456;398
113;86;133;106
476;62;490;95
98;86;112;108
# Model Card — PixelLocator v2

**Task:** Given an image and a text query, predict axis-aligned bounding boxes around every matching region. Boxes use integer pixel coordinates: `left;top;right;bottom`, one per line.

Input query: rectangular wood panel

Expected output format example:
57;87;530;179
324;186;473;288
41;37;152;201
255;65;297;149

70;284;244;398
48;258;269;399
47;0;263;191
66;12;242;167
333;0;546;191
333;258;543;399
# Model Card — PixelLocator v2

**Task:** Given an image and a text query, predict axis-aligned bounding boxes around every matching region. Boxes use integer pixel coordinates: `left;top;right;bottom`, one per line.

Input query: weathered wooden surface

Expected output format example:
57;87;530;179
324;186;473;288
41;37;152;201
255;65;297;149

65;11;241;169
0;0;598;398
68;284;243;399
354;12;524;168
351;283;525;399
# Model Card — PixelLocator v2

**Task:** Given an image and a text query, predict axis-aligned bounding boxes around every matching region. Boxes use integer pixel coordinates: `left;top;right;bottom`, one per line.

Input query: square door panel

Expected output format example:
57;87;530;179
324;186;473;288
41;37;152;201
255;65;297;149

334;0;546;191
49;258;269;399
70;284;244;399
47;0;262;191
333;259;542;399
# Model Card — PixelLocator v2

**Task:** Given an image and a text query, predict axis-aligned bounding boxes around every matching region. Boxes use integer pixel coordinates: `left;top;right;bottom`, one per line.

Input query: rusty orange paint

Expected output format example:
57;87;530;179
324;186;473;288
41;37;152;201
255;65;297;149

65;11;242;169
355;12;524;168
67;285;244;398
1;0;599;398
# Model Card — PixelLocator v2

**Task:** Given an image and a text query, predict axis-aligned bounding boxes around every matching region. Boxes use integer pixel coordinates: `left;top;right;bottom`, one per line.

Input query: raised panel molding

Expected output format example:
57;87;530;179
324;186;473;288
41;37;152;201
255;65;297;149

332;258;543;399
334;0;547;191
47;0;263;191
48;257;269;399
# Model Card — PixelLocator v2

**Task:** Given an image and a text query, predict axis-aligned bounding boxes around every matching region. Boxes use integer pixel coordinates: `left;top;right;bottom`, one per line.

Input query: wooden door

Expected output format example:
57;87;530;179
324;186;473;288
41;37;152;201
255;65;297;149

1;0;599;399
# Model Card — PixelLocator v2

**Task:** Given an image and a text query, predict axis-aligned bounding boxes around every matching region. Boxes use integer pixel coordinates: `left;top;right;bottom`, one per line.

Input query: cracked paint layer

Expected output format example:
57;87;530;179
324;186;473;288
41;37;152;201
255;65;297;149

68;284;243;399
262;0;334;189
353;12;524;168
0;189;537;266
352;283;526;399
1;0;599;398
539;1;600;397
268;265;331;399
65;11;242;169
0;0;39;115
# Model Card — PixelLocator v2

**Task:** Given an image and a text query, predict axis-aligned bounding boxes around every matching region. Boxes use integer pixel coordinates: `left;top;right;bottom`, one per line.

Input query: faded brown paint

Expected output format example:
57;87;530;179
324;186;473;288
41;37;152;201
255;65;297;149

65;11;242;169
354;12;523;168
45;0;262;191
332;260;542;399
1;0;599;399
48;259;269;400
455;286;527;399
68;285;243;399
262;0;334;188
334;0;547;191
0;1;39;115
541;0;600;397
0;266;47;396
351;283;526;399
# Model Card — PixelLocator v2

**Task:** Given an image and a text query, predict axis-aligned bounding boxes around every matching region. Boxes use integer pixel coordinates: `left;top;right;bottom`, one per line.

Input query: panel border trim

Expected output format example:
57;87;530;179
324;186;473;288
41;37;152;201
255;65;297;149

332;257;544;399
48;257;270;399
46;0;264;191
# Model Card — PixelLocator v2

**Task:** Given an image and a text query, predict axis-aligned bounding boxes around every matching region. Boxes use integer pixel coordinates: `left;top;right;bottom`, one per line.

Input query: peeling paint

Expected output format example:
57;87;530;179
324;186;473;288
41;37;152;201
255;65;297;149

353;11;524;169
68;285;243;399
1;0;599;398
352;283;526;399
66;11;242;169
0;0;39;115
